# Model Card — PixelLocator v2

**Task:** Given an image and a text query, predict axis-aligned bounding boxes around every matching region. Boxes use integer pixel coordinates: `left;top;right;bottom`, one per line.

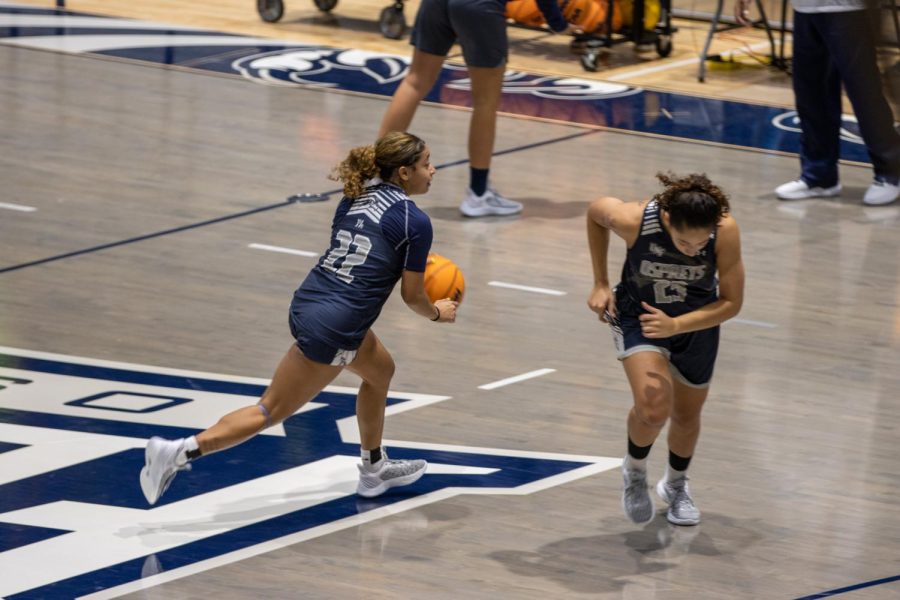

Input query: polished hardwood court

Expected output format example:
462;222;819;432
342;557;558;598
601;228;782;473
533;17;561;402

1;1;899;599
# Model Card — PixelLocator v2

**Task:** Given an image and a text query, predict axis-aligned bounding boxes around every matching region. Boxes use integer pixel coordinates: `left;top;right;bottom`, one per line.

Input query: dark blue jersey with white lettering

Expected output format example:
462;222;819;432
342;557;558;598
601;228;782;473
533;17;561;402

290;182;433;349
615;200;718;318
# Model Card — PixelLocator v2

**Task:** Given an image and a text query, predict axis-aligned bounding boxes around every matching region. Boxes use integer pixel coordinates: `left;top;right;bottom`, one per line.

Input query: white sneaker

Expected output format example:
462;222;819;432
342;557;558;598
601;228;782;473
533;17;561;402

357;455;427;498
775;179;841;200
459;187;523;217
863;177;900;206
140;436;191;505
656;476;700;526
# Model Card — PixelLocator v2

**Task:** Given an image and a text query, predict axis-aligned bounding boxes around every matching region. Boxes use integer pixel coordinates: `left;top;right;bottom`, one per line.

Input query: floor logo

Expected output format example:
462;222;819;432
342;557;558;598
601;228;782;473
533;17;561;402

772;110;864;145
0;347;618;599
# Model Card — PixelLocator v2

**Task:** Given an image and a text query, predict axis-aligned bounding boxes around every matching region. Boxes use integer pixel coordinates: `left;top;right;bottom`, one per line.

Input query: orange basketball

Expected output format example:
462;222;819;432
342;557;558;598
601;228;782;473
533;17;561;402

592;0;623;33
424;253;465;304
560;0;597;28
505;0;545;27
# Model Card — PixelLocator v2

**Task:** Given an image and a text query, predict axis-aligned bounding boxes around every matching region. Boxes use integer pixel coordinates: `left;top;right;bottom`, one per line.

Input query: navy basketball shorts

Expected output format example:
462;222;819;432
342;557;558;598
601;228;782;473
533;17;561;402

288;315;359;367
607;312;720;388
410;0;508;68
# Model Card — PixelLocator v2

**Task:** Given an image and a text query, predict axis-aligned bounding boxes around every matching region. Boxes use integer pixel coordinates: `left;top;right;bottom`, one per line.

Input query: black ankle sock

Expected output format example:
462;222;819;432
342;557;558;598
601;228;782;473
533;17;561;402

470;168;489;196
627;437;653;460
668;450;692;472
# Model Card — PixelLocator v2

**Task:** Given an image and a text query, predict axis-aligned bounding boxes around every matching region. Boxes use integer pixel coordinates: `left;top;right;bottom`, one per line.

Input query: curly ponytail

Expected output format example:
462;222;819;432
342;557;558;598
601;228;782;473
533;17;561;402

329;131;427;199
330;145;378;200
654;172;730;230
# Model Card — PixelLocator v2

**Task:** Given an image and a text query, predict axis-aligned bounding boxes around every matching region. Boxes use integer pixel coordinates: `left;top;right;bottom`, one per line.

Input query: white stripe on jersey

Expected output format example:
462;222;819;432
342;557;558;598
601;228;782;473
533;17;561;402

346;186;407;224
641;200;662;235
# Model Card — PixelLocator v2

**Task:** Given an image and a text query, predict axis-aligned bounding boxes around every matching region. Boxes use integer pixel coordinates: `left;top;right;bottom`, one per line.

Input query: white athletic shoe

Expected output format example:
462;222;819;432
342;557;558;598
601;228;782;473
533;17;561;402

775;179;841;200
863;177;900;206
459;187;523;217
656;476;701;526
357;456;427;498
140;436;190;505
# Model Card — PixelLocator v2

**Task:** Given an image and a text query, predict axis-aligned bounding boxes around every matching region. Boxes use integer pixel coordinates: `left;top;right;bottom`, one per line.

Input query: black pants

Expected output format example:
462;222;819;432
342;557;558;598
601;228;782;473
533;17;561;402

792;9;900;186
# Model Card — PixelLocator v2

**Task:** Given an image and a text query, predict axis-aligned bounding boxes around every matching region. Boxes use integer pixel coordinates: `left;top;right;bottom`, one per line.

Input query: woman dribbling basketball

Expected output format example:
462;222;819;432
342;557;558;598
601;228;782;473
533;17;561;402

140;132;458;505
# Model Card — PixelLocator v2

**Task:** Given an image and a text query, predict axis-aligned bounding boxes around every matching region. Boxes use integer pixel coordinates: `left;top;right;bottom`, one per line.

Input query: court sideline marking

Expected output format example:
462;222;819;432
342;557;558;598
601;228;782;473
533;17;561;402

478;368;557;390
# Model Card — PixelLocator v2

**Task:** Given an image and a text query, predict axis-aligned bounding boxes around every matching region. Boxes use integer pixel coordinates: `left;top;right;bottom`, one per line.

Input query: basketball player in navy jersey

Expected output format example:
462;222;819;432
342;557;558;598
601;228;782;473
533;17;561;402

140;132;458;505
586;173;744;526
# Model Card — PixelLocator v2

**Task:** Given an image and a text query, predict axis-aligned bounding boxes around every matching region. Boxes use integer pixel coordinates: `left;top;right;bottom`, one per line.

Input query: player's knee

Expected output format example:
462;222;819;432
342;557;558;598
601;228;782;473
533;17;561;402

634;389;671;428
635;404;669;429
364;355;395;389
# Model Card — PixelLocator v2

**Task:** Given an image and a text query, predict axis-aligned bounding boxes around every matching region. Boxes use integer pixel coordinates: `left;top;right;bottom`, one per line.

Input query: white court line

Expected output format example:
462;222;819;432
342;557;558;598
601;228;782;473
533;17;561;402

605;41;776;81
0;202;36;212
731;318;777;329
248;243;317;257
478;368;556;390
488;281;566;296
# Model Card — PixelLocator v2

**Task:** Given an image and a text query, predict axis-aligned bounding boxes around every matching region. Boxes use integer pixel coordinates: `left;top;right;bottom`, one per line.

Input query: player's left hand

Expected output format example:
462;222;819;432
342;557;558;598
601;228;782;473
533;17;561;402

639;301;679;338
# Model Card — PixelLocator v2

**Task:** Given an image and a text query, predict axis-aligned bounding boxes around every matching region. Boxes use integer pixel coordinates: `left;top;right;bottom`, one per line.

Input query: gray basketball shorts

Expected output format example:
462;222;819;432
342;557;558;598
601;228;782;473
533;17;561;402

410;0;508;68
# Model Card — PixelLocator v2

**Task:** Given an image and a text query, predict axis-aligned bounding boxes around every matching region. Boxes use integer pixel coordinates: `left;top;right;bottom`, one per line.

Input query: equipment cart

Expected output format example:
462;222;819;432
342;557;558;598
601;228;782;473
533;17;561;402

256;0;408;39
572;0;676;72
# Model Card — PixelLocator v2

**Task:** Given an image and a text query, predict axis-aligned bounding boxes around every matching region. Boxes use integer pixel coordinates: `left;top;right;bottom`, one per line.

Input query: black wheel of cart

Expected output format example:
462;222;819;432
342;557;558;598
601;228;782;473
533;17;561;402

313;0;338;11
379;5;406;39
580;49;600;72
655;33;673;57
257;0;285;22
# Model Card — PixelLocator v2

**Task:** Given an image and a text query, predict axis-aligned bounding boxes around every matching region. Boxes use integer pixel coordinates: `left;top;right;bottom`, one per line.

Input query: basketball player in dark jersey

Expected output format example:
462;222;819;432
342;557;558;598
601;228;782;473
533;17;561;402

586;173;745;526
140;132;459;505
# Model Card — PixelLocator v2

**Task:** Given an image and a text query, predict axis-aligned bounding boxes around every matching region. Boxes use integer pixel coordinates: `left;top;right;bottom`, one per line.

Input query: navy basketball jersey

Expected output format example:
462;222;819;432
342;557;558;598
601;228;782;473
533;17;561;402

616;200;718;317
291;182;433;348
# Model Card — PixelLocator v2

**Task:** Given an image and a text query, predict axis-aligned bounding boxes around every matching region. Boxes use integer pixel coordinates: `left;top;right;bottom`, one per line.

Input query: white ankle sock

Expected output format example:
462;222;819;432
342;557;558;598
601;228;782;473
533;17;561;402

624;454;648;472
664;465;687;482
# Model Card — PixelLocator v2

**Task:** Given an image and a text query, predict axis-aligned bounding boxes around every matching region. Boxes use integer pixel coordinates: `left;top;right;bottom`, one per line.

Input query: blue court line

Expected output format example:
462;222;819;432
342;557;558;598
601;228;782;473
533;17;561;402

0;200;293;275
0;129;597;275
795;574;900;599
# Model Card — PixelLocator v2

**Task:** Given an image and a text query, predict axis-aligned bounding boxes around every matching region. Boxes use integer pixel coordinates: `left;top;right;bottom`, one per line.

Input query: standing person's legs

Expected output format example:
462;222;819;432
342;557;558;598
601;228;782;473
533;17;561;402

467;65;505;173
451;0;523;215
621;351;675;524
379;0;455;137
140;344;344;504
345;330;428;498
777;11;843;199
379;49;447;138
821;9;900;204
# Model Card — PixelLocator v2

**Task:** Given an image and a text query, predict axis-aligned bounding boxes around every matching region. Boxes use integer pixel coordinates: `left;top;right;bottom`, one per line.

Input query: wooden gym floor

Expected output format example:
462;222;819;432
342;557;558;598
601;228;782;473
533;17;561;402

1;1;899;599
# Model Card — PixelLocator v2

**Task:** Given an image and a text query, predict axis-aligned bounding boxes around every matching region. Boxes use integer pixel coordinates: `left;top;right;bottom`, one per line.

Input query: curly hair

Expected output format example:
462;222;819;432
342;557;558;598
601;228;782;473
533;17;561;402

654;172;730;230
330;131;427;199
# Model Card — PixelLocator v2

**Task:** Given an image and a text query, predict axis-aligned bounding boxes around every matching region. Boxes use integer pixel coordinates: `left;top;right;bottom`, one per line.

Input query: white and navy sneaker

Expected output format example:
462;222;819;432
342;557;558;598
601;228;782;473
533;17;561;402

357;454;427;498
775;179;841;200
140;436;191;505
459;186;523;217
